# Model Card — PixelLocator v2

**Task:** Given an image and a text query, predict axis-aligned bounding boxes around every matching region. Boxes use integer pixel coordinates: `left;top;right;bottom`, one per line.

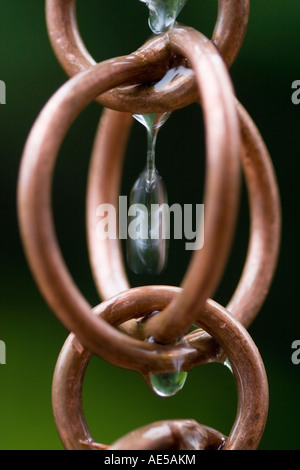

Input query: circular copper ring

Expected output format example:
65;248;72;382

45;0;250;113
52;286;269;451
87;100;281;342
18;27;240;370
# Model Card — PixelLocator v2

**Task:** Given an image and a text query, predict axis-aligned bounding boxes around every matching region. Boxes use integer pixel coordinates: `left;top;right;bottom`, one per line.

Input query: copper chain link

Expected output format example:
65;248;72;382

17;0;281;450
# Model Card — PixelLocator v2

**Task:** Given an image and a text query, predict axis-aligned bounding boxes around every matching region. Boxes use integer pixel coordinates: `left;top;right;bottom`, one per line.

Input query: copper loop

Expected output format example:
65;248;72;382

52;288;269;451
86;98;281;343
18;27;240;367
46;0;249;114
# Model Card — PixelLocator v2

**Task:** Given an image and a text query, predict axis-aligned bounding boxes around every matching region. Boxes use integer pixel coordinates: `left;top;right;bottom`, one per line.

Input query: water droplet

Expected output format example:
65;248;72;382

133;113;170;190
144;333;189;397
127;113;170;275
149;371;188;397
223;357;233;374
126;168;169;274
139;0;189;34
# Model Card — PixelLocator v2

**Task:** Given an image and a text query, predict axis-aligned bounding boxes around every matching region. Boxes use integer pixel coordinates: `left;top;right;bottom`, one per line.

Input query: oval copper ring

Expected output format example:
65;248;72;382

87;101;282;343
45;0;249;113
18;27;240;370
52;286;269;451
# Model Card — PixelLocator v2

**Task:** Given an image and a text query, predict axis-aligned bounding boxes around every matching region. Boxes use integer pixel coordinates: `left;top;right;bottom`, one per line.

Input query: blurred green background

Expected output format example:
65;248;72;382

0;0;299;450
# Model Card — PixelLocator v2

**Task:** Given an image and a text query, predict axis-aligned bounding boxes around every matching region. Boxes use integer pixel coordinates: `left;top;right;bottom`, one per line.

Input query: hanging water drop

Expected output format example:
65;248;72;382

149;371;188;397
145;335;190;398
127;113;170;275
139;0;189;34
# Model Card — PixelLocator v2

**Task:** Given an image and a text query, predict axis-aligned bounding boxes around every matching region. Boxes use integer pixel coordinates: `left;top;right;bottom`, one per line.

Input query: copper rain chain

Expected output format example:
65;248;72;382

17;0;281;451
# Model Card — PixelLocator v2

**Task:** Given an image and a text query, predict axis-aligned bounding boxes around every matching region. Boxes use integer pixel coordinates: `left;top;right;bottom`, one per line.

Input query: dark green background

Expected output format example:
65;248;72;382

0;0;299;450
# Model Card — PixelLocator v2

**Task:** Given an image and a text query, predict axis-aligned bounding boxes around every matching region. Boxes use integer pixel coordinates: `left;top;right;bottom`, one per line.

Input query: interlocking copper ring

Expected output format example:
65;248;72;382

85;67;281;344
52;286;269;451
45;0;250;113
86;101;281;344
17;27;241;369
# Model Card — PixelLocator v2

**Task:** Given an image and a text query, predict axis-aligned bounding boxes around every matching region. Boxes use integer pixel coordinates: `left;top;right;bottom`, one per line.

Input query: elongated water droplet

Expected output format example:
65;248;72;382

139;0;188;34
149;371;188;397
127;168;168;274
127;113;170;275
